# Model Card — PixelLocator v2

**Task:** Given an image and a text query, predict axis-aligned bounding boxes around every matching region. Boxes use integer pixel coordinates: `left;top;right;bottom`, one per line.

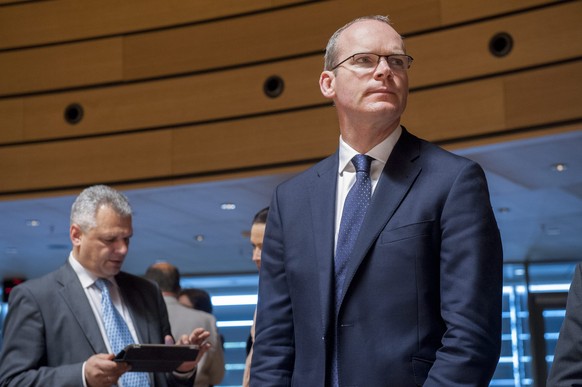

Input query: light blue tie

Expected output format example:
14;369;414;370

95;278;150;387
332;154;373;387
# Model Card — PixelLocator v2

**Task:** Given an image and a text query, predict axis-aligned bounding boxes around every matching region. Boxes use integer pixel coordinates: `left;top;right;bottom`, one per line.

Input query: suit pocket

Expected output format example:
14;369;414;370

379;220;433;244
411;356;434;386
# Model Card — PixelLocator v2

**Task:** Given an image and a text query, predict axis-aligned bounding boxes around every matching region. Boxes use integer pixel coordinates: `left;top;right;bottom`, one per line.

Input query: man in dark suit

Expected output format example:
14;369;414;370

547;263;582;385
0;185;211;387
250;15;503;386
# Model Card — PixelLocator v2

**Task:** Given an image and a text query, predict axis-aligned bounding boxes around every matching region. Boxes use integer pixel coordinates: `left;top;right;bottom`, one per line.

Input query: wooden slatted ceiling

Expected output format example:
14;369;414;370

121;0;564;81
1;2;580;143
1;30;581;145
0;108;338;193
0;0;312;50
0;0;573;96
0;0;580;197
1;61;580;193
403;62;582;139
408;1;582;87
0;38;123;96
1;0;557;50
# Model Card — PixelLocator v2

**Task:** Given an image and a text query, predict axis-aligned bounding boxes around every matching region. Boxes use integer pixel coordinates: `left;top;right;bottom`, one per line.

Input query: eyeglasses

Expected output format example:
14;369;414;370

331;53;414;72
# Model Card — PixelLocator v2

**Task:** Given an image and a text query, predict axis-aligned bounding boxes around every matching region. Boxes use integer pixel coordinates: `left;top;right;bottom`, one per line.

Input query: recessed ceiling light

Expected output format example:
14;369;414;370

541;224;561;236
551;163;567;172
194;234;205;242
26;219;41;227
513;269;525;276
220;203;236;210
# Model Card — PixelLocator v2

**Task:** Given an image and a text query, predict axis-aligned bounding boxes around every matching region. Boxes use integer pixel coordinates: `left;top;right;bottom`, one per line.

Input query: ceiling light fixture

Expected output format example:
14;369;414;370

25;219;41;227
541;224;561;236
194;234;205;242
220;203;236;210
513;269;525;276
551;163;567;172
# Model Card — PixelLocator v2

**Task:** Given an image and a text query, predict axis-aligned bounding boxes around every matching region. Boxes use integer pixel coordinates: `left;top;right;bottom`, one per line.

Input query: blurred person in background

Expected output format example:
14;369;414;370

179;288;213;315
547;262;582;385
179;288;226;354
242;207;269;387
145;262;225;387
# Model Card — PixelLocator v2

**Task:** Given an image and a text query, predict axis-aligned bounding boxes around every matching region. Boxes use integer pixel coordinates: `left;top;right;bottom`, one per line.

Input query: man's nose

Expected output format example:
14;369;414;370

115;239;129;254
374;57;393;78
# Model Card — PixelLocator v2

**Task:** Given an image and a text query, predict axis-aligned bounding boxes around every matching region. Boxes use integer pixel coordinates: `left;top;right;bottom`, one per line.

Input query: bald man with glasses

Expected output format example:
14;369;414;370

250;15;503;387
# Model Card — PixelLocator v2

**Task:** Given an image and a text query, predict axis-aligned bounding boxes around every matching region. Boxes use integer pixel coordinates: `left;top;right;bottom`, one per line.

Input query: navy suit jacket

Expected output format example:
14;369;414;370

251;128;503;386
0;261;193;387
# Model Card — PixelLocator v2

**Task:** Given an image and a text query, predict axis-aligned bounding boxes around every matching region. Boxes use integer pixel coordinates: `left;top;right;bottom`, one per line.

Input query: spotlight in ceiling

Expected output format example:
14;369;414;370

551;163;567;172
220;203;236;210
194;234;205;242
26;219;41;227
542;224;561;236
513;269;525;276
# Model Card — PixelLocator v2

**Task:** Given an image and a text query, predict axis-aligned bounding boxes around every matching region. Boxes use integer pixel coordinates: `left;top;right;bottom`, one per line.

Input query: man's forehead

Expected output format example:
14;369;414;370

338;20;403;52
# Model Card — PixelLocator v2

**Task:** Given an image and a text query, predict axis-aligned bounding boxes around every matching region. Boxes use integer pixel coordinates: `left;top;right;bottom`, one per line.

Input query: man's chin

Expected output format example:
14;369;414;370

365;102;402;115
107;261;124;274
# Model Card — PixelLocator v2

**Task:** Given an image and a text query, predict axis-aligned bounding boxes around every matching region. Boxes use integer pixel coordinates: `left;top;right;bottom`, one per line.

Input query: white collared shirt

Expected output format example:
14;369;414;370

69;253;141;351
334;126;402;250
69;253;141;387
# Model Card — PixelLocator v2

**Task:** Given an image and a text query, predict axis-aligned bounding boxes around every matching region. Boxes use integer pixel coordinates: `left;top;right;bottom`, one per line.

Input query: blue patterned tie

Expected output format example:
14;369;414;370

332;154;373;386
95;278;150;387
335;154;373;307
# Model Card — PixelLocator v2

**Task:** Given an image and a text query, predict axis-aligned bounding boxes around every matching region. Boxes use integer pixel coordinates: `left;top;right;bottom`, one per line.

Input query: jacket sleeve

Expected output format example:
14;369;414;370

0;285;84;387
250;186;295;386
203;315;226;385
424;162;503;386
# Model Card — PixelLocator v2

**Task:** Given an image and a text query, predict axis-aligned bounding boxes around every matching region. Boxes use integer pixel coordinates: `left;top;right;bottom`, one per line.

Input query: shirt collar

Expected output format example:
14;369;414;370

69;252;117;289
338;125;402;174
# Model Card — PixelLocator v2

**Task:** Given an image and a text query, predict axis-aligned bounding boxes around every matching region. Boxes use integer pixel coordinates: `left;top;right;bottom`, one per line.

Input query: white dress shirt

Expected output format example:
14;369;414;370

334;125;402;249
69;253;141;387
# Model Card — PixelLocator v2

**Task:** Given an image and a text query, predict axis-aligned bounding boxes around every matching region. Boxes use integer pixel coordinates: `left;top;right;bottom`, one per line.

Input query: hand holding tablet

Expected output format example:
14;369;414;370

114;344;200;372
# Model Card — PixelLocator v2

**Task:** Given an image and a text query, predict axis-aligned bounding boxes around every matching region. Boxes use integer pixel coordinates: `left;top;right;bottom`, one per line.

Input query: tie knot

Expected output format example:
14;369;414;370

352;154;372;174
94;278;110;292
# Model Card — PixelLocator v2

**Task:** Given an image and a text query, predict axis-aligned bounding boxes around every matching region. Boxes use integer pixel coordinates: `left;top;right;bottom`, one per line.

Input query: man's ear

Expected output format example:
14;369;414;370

70;224;83;246
319;71;336;99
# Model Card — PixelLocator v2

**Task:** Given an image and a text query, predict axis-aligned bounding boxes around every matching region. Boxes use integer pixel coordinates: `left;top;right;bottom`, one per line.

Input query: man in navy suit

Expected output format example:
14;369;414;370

0;185;211;387
250;15;503;386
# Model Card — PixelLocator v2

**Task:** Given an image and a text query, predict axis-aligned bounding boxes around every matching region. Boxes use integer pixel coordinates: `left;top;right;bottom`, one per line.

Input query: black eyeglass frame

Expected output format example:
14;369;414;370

331;52;414;71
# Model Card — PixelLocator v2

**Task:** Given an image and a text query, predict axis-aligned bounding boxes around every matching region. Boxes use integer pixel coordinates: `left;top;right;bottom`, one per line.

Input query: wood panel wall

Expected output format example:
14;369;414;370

0;0;581;199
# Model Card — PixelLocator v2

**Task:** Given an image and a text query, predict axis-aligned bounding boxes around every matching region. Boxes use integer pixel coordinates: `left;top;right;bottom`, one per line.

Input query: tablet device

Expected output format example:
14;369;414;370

114;344;199;372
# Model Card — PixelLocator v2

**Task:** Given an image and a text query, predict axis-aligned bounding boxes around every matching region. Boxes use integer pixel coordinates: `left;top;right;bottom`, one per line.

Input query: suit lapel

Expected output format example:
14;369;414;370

309;153;339;332
57;262;108;354
117;273;150;344
340;129;422;305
